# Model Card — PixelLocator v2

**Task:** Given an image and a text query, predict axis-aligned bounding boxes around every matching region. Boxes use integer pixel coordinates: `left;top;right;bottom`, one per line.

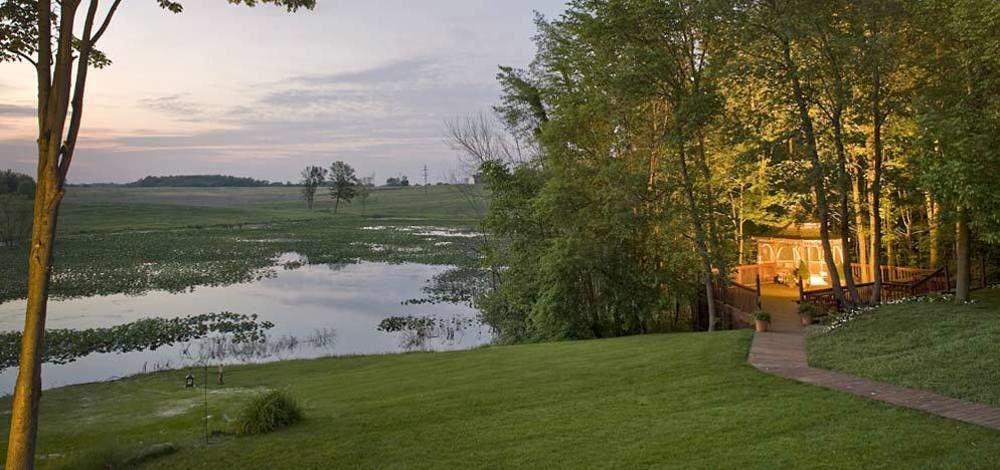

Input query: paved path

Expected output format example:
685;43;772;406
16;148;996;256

749;330;1000;430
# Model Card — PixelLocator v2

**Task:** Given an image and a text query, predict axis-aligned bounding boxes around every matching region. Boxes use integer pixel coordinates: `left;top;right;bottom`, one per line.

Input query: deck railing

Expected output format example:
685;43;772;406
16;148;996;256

800;265;950;312
711;277;761;329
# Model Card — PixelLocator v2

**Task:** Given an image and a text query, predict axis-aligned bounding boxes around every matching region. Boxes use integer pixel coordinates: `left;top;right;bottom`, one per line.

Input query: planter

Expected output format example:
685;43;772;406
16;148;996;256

754;319;769;332
800;315;813;326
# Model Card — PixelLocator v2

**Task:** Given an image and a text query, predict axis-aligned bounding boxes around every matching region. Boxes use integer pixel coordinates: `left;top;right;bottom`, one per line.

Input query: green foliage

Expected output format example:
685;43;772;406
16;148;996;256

300;166;327;209
0;194;32;247
328;161;358;213
751;310;771;322
0;168;33;196
234;390;304;436
798;303;821;318
0;312;274;371
127;175;272;187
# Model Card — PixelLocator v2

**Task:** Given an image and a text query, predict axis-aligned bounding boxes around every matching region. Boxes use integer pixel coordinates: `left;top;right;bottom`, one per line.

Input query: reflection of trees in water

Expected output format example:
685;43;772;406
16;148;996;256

377;315;484;351
182;328;336;362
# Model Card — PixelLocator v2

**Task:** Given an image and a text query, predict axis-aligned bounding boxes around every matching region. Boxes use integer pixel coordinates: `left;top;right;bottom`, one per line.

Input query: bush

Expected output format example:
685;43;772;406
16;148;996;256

234;390;303;435
798;303;821;318
751;310;771;322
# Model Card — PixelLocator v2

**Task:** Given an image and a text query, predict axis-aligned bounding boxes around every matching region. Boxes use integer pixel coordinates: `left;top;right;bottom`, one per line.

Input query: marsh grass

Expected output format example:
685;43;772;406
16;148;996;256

234;391;304;436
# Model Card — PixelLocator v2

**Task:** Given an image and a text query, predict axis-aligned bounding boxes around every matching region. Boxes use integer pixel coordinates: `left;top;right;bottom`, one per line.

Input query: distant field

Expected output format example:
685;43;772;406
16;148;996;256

0;185;488;303
57;185;487;233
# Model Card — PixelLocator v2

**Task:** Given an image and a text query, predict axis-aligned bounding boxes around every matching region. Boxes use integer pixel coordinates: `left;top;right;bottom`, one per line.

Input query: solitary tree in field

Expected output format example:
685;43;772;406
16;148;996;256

328;161;358;213
356;174;375;215
0;1;315;467
300;165;327;210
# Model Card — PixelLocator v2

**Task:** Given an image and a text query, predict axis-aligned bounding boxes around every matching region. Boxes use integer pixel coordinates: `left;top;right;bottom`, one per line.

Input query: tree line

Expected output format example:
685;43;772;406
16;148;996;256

455;0;1000;343
126;174;276;187
0;169;35;248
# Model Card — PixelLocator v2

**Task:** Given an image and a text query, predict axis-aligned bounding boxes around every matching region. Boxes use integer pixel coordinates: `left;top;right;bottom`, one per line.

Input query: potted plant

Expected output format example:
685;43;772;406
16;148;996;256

798;303;819;326
751;310;771;332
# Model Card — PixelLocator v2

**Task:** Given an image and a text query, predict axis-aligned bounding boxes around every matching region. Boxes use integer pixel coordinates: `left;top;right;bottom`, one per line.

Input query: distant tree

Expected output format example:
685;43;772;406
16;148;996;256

126;175;271;187
300;166;327;210
0;170;34;197
0;195;32;248
385;175;411;187
15;181;35;199
356;175;375;215
328;161;358;213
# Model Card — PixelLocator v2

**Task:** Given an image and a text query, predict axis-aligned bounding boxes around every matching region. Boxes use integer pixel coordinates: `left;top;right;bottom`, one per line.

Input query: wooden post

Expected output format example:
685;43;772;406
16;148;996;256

798;276;804;301
755;274;762;309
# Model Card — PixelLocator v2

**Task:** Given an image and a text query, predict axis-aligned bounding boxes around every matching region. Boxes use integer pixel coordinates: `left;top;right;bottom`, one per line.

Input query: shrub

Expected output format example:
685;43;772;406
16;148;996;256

234;390;303;435
798;303;821;318
751;310;771;322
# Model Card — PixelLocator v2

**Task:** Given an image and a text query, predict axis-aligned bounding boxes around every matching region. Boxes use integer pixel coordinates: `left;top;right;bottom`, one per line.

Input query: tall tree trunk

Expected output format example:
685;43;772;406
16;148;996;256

870;105;884;304
832;110;860;305
6;167;61;469
955;208;971;302
926;194;939;267
852;166;870;280
782;41;845;306
678;141;716;331
7;0;82;466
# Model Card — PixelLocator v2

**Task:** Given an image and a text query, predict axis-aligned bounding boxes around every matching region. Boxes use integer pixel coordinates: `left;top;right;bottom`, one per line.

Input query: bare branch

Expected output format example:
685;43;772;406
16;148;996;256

91;0;123;45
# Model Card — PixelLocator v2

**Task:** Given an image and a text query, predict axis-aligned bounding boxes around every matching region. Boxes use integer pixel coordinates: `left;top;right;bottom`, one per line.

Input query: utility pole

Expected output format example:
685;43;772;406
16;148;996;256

422;165;429;195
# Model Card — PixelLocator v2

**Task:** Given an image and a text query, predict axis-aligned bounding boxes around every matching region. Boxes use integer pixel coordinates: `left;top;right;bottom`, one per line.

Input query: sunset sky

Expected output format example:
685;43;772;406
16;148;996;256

0;1;566;184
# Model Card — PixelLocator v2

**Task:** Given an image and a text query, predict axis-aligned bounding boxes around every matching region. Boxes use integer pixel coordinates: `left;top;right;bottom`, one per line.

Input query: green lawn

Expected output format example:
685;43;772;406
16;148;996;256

5;331;998;469
808;288;1000;407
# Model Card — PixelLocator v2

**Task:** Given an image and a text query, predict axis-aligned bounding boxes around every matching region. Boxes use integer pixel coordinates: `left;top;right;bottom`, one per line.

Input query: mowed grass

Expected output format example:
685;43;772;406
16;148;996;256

4;331;998;469
808;288;1000;407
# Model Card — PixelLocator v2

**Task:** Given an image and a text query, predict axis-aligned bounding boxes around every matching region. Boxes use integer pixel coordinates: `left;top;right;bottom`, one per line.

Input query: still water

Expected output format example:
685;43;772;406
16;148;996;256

0;258;488;393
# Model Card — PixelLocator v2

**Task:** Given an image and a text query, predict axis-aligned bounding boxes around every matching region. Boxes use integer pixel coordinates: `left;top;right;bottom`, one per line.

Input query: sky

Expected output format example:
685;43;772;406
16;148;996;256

0;0;567;184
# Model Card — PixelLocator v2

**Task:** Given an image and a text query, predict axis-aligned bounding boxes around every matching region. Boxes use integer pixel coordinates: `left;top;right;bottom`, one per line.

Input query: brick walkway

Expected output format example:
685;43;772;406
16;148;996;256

749;330;1000;430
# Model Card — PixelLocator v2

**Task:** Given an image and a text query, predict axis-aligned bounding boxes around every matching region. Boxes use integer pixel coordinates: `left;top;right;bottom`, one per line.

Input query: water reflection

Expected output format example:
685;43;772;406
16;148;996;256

0;260;488;393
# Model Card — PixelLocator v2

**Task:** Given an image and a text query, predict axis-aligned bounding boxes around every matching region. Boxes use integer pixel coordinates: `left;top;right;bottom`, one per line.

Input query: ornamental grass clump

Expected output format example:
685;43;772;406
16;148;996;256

234;390;303;436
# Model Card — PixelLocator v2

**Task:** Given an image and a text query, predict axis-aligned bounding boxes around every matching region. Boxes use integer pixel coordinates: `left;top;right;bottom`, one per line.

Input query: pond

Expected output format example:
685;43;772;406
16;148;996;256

0;257;489;394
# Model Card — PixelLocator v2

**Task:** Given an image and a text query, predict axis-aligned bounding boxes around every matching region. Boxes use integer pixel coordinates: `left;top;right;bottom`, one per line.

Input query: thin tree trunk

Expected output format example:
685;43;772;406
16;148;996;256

870;99;884;304
926;194;939;267
852;166;870;280
832;110;860;305
955;208;971;302
678;141;716;331
885;195;896;267
782;40;845;306
6;160;61;469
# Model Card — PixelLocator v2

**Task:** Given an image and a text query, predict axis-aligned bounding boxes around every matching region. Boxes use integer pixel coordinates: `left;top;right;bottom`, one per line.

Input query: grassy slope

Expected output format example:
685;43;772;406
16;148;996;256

808;288;1000;407
6;332;999;469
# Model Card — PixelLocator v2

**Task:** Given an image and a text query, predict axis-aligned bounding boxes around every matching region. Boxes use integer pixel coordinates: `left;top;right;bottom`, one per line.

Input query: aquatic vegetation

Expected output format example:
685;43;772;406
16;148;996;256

0;312;274;371
0;218;482;304
377;315;482;350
